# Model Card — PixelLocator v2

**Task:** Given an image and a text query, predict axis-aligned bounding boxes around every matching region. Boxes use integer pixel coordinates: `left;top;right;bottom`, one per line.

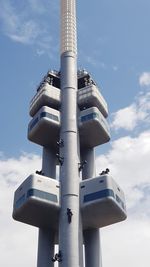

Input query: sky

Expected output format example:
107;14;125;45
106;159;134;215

0;0;150;266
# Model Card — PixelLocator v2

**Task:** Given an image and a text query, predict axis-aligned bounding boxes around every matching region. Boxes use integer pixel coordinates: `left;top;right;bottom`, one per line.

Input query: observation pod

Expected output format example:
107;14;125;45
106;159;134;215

13;174;127;230
79;107;110;148
13;174;60;229
30;70;61;117
30;84;60;117
80;175;127;229
29;73;108;118
78;84;108;118
28;106;60;148
28;106;110;148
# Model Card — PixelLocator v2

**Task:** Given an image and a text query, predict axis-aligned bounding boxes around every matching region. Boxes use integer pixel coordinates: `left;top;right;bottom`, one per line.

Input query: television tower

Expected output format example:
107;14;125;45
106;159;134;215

13;1;127;267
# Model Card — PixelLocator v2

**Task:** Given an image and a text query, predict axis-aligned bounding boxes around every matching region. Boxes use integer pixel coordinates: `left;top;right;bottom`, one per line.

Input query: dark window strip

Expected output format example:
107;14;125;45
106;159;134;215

27;188;58;203
115;194;125;210
15;194;25;209
30;117;39;130
40;112;59;122
81;112;99;122
84;189;114;203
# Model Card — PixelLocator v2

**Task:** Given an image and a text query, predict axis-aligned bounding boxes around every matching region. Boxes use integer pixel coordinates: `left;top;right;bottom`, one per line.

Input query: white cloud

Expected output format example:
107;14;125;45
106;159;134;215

0;153;41;267
111;90;150;131
111;105;137;131
9;20;41;45
0;128;150;267
96;130;150;267
101;217;150;267
139;72;150;87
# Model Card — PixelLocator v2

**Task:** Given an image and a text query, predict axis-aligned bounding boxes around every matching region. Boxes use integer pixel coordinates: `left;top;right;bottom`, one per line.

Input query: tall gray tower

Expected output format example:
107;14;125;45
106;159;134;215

13;1;127;267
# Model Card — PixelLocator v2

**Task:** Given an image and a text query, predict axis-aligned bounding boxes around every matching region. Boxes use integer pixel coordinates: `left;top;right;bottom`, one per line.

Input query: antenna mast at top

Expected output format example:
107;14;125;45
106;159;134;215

61;0;77;55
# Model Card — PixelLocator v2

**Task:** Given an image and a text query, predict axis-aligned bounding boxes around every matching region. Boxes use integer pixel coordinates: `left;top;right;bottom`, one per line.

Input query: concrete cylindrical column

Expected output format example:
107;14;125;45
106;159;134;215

42;147;57;178
37;229;55;267
59;51;80;267
81;148;95;179
84;229;102;267
81;148;102;267
37;147;57;267
59;0;81;266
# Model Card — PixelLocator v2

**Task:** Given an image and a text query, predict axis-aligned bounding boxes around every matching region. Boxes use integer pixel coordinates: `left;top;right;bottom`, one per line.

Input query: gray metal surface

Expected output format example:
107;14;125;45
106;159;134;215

58;0;81;265
59;50;80;266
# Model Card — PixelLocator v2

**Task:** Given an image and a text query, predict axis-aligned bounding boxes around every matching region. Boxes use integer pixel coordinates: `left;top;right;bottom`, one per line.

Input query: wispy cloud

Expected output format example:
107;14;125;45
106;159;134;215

139;72;150;87
0;0;59;57
27;0;47;14
112;65;118;71
0;1;40;44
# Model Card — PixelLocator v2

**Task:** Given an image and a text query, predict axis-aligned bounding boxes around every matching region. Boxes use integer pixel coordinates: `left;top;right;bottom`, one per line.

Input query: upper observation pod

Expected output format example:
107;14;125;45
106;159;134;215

80;175;127;229
61;0;77;54
77;70;108;117
29;70;108;117
30;71;61;117
13;174;60;229
78;85;108;118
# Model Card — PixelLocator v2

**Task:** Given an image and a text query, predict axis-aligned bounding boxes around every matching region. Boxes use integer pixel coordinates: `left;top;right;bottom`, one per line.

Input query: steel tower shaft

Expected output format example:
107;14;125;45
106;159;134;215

59;0;81;266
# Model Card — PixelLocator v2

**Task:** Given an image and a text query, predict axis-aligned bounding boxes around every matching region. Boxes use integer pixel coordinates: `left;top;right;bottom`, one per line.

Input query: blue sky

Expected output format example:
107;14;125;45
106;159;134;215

0;0;150;266
0;0;150;156
1;0;150;157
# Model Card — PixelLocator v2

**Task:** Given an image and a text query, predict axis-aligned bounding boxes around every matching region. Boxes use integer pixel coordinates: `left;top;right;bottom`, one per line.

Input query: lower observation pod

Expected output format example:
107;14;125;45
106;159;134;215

13;174;126;230
12;174;60;229
81;175;127;229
